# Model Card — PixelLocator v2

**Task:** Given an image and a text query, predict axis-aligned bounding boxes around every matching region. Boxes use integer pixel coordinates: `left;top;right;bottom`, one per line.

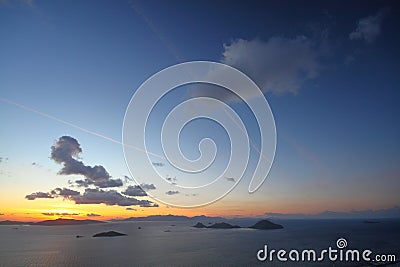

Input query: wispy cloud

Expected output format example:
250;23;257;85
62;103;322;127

25;192;54;200
349;8;390;43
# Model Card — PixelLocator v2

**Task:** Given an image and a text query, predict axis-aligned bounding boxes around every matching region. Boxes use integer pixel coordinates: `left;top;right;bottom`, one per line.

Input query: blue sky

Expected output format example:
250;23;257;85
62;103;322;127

0;0;399;219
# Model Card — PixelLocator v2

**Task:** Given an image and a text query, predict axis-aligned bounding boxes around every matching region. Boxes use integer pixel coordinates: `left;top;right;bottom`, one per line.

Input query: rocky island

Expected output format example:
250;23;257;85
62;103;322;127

93;231;127;237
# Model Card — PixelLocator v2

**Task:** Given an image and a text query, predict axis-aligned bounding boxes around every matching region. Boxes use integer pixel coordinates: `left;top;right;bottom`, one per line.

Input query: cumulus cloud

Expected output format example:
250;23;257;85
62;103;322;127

349;8;389;43
25;192;54;200
219;36;320;96
122;185;147;197
86;213;101;217
166;190;179;195
50;136;122;188
25;136;160;209
71;188;158;207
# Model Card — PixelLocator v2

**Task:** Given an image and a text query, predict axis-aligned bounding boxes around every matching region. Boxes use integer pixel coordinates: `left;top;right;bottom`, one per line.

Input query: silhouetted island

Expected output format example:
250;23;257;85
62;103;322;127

208;222;241;229
249;219;283;230
93;231;127;237
193;219;283;230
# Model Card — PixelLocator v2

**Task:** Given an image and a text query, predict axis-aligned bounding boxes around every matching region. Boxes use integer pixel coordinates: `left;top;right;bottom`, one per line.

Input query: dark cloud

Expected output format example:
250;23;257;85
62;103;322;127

86;213;101;217
50;136;121;188
152;162;165;167
122;185;147;197
42;212;79;216
166;190;179;195
166;176;177;184
25;192;54;200
126;207;136;211
226;177;236;182
349;8;389;43
95;178;123;188
140;183;156;190
50;187;80;197
219;36;321;96
71;188;158;207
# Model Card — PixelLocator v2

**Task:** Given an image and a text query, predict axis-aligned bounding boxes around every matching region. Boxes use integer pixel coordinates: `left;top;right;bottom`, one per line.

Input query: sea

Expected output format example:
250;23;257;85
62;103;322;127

0;219;399;267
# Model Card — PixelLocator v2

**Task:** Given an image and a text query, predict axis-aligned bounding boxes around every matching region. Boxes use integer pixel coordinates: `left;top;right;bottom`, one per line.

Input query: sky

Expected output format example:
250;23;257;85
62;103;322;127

0;0;399;221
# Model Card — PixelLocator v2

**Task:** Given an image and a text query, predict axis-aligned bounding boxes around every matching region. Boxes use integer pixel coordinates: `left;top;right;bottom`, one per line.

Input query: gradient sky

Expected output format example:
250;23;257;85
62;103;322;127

1;0;399;221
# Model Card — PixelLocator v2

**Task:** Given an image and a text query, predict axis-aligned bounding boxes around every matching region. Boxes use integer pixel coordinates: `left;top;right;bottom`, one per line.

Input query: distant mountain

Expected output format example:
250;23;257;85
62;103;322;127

35;218;105;226
193;222;207;228
119;214;225;222
0;220;33;225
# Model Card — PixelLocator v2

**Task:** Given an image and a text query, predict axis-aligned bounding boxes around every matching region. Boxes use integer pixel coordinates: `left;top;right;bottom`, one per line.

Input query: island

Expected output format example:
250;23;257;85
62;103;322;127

193;219;283;230
249;219;283;230
208;222;241;229
93;231;127;237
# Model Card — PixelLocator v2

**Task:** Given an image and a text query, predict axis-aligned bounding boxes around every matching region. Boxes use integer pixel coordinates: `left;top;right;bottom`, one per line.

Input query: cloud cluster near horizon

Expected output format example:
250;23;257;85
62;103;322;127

51;136;123;188
25;136;159;208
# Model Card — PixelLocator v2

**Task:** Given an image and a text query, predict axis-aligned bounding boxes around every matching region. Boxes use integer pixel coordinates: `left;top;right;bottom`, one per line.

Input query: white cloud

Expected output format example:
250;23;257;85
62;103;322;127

349;8;389;43
221;36;320;96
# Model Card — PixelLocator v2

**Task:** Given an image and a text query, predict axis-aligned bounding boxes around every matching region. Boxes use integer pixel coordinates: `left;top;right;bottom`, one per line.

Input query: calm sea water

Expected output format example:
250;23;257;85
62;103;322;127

0;219;399;266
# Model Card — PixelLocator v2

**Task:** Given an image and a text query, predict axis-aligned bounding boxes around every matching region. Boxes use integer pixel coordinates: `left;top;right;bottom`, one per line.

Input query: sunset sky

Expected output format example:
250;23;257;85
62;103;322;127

1;0;399;221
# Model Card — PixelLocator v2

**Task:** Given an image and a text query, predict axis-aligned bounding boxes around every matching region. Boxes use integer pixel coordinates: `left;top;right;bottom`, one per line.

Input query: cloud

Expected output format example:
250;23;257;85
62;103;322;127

140;183;156;190
126;207;136;211
166;190;179;195
42;212;79;216
25;192;54;200
122;185;147;197
50;187;80;197
225;177;236;182
349;8;389;43
266;206;400;219
0;213;4;216
219;36;320;96
50;136;122;188
86;213;101;217
152;162;165;167
71;188;158;207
